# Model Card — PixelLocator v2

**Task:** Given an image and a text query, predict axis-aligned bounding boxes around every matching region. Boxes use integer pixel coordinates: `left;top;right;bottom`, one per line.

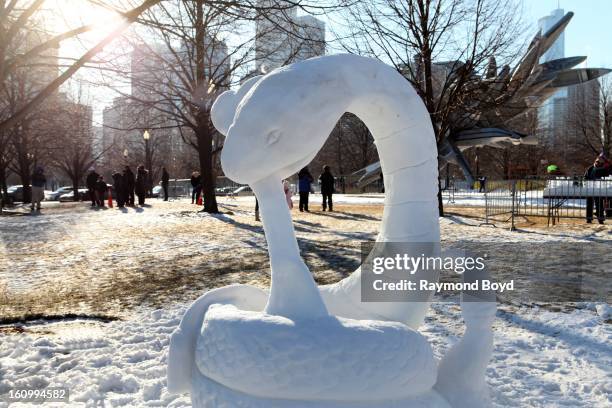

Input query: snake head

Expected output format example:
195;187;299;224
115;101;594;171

215;60;350;185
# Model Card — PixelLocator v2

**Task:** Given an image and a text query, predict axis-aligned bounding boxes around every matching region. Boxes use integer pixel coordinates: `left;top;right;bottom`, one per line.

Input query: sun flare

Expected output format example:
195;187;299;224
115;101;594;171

46;0;126;57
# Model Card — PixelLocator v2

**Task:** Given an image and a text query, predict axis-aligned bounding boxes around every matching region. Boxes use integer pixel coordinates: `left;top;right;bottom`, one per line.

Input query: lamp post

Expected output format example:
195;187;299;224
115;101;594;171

143;130;152;196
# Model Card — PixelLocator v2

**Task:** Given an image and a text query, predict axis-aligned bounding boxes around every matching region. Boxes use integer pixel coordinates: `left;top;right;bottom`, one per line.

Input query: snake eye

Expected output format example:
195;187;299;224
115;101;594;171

266;129;282;146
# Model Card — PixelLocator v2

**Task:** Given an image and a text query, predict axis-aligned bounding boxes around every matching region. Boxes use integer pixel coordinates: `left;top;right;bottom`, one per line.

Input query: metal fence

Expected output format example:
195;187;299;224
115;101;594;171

483;177;612;227
441;177;486;206
164;174;612;228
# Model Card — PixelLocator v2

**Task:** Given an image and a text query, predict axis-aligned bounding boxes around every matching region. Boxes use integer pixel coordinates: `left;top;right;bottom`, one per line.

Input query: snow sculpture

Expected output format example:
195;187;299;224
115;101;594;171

168;54;495;407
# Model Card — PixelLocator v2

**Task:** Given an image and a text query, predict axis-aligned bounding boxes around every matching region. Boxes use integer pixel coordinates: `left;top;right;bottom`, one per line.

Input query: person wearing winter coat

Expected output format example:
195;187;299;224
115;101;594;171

124;166;135;206
112;172;126;207
95;176;107;207
298;167;313;212
319;165;335;212
161;167;170;201
584;153;610;224
135;165;148;206
30;167;46;211
86;169;100;207
191;171;202;204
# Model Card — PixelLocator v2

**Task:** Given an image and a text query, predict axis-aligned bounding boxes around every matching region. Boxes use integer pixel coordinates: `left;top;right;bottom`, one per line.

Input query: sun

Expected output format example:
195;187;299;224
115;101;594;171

46;0;126;59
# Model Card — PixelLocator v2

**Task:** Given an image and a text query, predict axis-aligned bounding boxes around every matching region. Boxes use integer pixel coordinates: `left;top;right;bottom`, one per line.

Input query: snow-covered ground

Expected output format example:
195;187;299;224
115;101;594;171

1;198;610;407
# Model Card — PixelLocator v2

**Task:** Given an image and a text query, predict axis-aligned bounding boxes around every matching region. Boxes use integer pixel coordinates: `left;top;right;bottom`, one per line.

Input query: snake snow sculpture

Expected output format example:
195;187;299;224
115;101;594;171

168;54;495;407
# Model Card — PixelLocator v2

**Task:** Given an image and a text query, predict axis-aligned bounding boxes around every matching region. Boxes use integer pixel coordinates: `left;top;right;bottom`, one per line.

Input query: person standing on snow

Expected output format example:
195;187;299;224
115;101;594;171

584;153;610;224
95;176;107;207
135;165;148;206
30;167;46;212
161;167;170;201
112;171;126;208
298;166;313;212
191;171;202;204
124;165;135;206
86;169;100;207
319;165;335;212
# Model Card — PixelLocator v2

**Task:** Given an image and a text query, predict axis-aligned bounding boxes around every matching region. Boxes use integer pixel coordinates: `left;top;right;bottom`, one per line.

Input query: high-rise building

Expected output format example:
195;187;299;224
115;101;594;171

101;96;137;165
537;8;568;146
103;37;230;176
538;8;565;63
255;0;325;73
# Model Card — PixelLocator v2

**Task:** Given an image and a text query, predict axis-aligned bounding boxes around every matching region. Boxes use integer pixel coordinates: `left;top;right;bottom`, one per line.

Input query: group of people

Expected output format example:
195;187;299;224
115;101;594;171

87;165;154;209
86;170;111;207
253;165;335;220
297;165;335;212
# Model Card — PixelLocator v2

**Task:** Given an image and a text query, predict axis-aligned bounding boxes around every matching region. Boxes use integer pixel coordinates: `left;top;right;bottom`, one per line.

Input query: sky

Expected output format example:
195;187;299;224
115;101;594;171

522;0;612;68
53;0;612;123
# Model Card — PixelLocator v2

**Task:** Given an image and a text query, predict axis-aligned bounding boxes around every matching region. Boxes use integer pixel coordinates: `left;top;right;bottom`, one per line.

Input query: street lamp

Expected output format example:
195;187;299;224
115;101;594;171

143;130;152;196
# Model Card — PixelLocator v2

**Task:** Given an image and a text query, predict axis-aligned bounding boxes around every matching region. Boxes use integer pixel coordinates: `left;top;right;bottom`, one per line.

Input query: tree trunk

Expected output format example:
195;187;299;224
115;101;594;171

193;0;218;213
73;178;80;202
0;164;7;207
17;154;31;203
197;119;218;213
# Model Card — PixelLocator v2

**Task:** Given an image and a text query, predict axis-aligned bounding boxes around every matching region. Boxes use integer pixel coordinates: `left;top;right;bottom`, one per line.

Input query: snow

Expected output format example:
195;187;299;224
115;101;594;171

194;304;437;401
544;178;612;198
1;199;610;407
1;294;609;406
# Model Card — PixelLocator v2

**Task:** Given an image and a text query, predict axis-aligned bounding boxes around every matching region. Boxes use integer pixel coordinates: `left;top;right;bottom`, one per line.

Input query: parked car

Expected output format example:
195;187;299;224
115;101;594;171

231;186;253;196
215;186;235;196
59;188;90;202
6;185;24;203
45;186;74;201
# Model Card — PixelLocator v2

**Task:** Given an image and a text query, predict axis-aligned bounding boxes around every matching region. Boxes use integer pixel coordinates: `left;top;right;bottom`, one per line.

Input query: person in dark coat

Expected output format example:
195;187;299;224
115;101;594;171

112;171;126;207
30;167;46;211
123;166;135;206
95;176;107;207
584;153;610;224
161;167;170;201
191;171;202;204
135;165;148;206
319;165;335;211
298;166;313;212
86;169;100;207
478;176;487;193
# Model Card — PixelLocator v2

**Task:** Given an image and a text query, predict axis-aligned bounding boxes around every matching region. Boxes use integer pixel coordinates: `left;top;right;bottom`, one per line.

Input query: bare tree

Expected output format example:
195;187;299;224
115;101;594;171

0;0;162;133
313;113;377;176
337;0;525;214
96;0;337;212
603;78;612;158
96;1;253;212
0;128;9;205
44;93;110;200
559;77;612;174
0;0;162;206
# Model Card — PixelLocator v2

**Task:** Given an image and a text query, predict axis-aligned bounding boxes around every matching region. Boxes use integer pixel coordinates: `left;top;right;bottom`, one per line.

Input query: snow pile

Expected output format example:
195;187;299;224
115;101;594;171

489;305;611;407
1;301;610;407
0;307;190;407
193;304;436;401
